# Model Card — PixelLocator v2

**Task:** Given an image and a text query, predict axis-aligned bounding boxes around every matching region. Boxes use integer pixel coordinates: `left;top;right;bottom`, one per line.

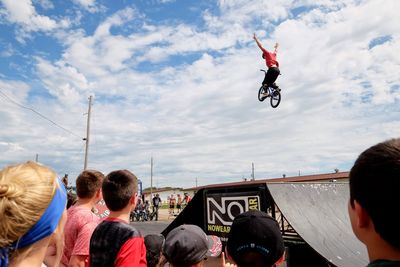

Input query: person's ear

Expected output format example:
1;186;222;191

96;188;102;199
131;193;138;206
354;200;371;228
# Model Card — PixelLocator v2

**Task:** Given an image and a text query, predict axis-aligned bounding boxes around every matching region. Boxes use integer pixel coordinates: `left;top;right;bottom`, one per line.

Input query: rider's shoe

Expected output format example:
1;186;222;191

271;83;280;91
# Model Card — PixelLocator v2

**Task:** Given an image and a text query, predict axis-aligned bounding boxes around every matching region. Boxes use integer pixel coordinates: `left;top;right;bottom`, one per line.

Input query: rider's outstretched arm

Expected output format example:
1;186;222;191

274;42;279;54
253;33;265;51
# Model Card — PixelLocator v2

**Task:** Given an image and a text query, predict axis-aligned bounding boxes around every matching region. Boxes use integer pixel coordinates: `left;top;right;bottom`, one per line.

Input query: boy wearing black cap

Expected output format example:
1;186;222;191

225;210;285;267
348;138;400;267
163;224;222;267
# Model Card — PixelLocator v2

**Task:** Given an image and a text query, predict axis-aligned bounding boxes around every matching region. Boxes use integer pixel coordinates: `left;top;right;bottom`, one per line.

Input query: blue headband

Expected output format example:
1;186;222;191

0;180;67;267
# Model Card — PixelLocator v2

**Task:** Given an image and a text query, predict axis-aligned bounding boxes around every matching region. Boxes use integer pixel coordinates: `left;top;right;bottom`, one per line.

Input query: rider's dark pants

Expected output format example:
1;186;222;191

262;67;280;86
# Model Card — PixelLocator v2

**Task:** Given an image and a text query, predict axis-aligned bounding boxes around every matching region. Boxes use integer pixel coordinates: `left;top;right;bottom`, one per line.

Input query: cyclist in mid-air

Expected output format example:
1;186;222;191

253;33;280;97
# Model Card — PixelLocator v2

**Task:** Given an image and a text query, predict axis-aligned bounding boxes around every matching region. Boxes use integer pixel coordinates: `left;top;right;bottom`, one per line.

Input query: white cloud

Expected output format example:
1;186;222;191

0;0;74;43
34;0;54;10
0;78;88;175
1;0;57;31
0;43;14;57
1;0;399;188
72;0;103;13
35;57;92;105
73;0;96;7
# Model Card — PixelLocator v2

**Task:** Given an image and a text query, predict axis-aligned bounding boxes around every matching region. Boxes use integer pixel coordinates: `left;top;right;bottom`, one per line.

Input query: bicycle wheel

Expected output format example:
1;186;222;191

270;89;281;108
258;85;267;102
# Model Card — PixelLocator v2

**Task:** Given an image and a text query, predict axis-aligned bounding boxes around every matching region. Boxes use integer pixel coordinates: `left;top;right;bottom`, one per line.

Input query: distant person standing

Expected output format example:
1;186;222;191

348;138;400;267
176;194;183;213
183;193;192;207
90;170;146;267
62;174;69;188
152;193;161;221
62;170;104;267
169;194;176;215
62;173;78;209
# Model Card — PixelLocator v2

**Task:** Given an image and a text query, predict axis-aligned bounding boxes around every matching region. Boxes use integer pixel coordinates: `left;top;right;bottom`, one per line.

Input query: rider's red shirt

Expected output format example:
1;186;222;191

262;48;279;68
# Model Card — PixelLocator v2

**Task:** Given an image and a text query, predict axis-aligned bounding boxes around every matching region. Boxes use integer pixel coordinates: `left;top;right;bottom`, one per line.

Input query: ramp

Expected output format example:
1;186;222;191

267;183;368;267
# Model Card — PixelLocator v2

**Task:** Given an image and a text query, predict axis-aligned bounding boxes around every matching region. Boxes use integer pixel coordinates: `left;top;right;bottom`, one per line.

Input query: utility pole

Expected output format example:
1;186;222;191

251;162;255;180
83;95;92;170
150;157;153;199
195;177;198;187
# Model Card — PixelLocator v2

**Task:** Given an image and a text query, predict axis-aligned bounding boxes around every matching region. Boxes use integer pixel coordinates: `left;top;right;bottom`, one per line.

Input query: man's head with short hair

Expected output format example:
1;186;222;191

76;170;104;199
226;210;285;267
349;138;400;250
102;170;138;211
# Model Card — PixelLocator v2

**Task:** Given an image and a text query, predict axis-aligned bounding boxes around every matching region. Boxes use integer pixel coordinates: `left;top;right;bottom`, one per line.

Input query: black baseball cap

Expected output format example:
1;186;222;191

227;210;284;267
163;224;222;267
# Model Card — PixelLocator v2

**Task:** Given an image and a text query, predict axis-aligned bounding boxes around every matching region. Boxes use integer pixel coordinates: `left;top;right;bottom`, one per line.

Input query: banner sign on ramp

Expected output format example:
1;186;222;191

205;191;261;241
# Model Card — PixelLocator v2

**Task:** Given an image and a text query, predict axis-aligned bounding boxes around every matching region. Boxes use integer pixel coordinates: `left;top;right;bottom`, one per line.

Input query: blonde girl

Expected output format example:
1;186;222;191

0;161;67;267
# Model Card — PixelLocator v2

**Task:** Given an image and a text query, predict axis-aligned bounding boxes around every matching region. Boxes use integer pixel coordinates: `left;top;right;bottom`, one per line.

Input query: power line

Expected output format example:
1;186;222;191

0;90;82;139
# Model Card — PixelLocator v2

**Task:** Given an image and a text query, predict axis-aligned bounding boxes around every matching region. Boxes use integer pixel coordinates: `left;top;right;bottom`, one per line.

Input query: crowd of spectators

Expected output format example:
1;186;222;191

1;137;399;267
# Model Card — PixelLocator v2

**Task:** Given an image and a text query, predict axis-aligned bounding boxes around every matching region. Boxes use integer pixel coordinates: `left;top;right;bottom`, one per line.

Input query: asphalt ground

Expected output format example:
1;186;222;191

130;220;170;236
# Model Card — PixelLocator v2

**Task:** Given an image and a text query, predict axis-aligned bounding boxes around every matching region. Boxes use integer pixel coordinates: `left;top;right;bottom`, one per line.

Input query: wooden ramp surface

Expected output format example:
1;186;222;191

268;183;368;267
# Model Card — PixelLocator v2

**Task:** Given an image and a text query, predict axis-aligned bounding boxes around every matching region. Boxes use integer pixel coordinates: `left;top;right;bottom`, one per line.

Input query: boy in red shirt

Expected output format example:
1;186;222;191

253;33;280;98
62;170;104;267
90;170;146;267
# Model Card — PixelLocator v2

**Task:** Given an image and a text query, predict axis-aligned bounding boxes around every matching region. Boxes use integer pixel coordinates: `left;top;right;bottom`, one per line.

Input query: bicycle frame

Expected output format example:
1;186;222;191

264;85;274;95
258;69;281;108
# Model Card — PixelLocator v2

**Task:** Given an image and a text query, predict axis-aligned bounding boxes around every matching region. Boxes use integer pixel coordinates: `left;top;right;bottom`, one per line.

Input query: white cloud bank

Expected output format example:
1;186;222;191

0;0;399;189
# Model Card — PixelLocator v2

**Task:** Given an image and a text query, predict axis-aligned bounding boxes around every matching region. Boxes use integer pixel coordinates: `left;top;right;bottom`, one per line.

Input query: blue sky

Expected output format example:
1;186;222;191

0;0;399;189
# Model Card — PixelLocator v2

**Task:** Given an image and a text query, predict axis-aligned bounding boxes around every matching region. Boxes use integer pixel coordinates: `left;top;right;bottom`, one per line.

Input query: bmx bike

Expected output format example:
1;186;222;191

258;69;281;108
